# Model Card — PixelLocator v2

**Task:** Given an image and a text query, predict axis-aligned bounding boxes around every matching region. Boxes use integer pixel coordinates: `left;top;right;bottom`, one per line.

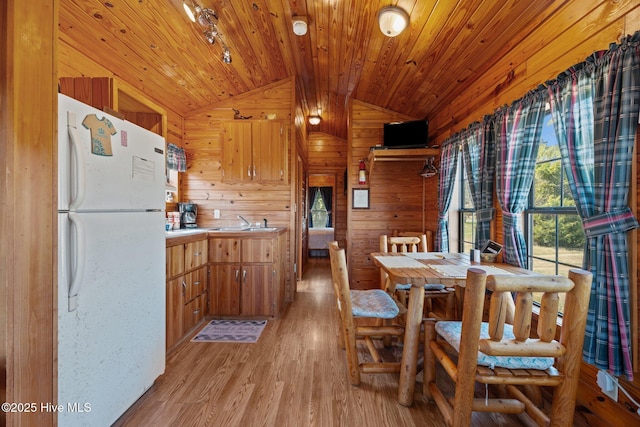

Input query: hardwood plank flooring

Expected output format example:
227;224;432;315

114;258;592;426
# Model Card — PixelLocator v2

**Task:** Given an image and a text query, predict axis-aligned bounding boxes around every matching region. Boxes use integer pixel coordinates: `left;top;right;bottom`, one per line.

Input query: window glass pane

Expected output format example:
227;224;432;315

462;212;475;247
310;189;329;228
527;112;584;314
459;160;477;252
463;171;474;209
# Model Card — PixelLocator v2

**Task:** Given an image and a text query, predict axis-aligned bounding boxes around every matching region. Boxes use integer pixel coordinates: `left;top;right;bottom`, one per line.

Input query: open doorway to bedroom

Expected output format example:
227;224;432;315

308;175;335;257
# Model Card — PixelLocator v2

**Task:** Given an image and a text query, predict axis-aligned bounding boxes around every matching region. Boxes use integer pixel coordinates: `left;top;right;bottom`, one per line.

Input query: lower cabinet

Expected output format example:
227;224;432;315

209;233;285;318
183;266;207;332
166;237;208;351
210;264;275;316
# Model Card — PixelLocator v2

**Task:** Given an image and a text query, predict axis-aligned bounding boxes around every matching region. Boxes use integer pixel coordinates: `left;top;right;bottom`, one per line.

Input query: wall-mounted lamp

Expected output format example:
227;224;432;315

419;157;438;178
308;116;321;125
183;1;232;64
292;17;308;36
378;6;409;37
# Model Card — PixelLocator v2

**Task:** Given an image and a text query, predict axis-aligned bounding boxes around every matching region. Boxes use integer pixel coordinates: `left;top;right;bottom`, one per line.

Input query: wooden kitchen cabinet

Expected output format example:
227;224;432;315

165;235;209;351
221;121;288;183
208;231;286;318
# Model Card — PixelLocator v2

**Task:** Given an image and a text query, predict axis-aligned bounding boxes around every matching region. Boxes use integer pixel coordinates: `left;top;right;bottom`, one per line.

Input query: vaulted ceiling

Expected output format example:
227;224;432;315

59;0;570;140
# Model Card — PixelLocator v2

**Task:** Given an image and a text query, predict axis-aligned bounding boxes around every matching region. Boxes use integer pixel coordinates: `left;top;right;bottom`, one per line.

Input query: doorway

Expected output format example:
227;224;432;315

308;175;336;257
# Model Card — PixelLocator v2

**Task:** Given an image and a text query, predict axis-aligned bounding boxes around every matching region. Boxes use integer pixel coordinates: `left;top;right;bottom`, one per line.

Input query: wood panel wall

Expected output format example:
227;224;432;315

307;132;348;251
58;41;183;147
347;100;439;289
2;1;57;425
182;77;297;301
423;4;640;425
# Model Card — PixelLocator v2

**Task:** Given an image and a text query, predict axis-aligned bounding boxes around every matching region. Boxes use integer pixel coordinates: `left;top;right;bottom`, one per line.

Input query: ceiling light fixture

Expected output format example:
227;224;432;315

308;116;321;125
378;6;409;37
183;1;232;64
292;17;308;36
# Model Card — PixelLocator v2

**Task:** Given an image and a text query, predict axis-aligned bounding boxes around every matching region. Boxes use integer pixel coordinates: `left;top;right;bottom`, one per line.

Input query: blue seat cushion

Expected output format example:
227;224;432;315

350;289;399;319
435;321;555;370
395;283;445;291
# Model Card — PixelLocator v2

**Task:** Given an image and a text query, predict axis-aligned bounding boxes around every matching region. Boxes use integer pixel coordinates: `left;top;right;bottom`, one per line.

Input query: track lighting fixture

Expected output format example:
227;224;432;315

183;1;232;64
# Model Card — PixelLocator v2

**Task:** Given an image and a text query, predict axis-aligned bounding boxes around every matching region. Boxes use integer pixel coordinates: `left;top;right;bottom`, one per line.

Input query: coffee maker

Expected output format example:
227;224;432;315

178;203;198;228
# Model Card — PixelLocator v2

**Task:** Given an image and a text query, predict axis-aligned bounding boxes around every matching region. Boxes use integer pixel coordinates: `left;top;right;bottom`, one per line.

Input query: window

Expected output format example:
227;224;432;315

458;162;477;253
525;111;585;312
309;187;332;228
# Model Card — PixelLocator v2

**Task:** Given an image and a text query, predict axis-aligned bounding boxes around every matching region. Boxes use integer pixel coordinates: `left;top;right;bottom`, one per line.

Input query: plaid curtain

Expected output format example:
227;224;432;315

435;134;461;252
461;118;496;250
167;143;187;172
494;88;546;267
582;32;640;380
548;59;595;264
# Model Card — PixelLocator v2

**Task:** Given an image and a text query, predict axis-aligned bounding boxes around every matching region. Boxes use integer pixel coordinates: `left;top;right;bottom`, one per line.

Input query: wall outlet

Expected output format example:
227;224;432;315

596;370;619;401
214;209;220;219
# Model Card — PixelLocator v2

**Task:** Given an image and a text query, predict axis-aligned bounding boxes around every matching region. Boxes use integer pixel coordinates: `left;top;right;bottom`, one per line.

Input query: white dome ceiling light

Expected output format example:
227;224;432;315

378;6;409;37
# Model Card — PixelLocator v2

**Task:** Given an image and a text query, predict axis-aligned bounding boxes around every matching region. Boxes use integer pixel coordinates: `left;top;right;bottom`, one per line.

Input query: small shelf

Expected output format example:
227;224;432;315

366;147;440;175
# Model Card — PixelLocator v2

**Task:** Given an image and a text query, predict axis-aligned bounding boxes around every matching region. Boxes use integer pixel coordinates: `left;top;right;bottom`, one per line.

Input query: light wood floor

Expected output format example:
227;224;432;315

114;258;595;427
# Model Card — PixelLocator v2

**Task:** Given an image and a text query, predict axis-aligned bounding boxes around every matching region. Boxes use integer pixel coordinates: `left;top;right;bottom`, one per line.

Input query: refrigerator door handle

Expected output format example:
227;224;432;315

67;111;87;211
68;212;86;312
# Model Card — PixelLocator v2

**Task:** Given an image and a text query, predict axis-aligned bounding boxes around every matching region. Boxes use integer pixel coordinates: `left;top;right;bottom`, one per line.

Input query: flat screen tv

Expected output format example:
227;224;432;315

383;119;429;149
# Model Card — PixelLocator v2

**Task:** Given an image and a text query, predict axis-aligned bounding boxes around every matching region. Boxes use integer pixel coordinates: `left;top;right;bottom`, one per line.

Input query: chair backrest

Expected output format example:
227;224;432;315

329;241;354;329
381;234;427;253
393;230;432;251
461;268;591;358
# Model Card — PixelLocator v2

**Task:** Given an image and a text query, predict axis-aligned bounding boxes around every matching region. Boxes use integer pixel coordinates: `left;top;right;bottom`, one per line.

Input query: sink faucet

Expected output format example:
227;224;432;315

237;215;251;227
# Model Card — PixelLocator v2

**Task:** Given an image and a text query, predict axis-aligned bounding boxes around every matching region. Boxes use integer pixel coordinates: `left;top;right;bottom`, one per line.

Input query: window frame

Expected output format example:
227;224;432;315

458;158;477;253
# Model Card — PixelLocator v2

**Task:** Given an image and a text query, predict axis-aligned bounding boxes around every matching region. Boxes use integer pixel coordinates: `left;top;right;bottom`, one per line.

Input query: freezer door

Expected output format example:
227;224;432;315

58;211;165;426
58;94;166;211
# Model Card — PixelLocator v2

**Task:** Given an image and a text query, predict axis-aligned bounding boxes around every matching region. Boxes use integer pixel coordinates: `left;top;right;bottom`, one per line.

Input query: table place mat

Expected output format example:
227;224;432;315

404;252;444;260
375;256;430;268
428;264;514;278
404;252;469;260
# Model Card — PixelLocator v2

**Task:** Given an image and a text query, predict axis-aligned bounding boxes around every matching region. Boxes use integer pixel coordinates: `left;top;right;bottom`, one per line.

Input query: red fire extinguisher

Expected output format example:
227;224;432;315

358;160;366;185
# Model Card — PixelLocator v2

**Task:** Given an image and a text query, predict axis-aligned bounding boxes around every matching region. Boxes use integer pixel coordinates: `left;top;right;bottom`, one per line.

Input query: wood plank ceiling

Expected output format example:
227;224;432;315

59;0;569;140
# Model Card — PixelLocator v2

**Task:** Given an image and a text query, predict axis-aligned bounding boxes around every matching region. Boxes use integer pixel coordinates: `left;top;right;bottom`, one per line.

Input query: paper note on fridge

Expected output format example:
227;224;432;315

132;155;155;181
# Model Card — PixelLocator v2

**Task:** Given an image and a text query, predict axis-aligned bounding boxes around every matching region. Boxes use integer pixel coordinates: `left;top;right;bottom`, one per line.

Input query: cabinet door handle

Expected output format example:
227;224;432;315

193;309;200;315
242;270;247;283
182;281;186;295
194;281;200;286
235;270;239;282
252;165;256;178
247;166;251;177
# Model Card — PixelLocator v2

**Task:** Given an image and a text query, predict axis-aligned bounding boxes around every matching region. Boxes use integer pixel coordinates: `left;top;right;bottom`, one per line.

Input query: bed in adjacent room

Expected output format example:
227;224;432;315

308;227;334;257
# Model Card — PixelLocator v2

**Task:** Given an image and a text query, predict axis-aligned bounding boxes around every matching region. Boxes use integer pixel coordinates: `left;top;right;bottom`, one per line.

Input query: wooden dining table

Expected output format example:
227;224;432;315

370;251;538;406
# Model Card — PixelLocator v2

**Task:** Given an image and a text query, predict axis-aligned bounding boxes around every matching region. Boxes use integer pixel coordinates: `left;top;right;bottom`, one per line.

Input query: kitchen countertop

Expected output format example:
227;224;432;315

165;227;286;246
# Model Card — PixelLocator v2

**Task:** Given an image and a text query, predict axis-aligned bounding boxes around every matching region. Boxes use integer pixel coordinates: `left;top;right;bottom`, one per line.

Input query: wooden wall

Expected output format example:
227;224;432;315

58;41;184;148
307;132;348;250
2;1;57;425
422;4;640;425
347;100;439;289
182;77;297;301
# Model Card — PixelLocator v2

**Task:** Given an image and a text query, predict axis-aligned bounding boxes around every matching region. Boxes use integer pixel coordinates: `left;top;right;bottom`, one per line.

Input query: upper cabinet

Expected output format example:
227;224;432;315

222;121;288;184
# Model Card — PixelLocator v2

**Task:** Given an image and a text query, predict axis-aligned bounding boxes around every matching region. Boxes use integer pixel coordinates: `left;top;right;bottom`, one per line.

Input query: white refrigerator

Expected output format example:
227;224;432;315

57;94;166;426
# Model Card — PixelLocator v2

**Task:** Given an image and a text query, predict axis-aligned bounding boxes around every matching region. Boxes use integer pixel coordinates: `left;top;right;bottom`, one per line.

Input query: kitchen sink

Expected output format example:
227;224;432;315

208;226;278;232
208;226;248;231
